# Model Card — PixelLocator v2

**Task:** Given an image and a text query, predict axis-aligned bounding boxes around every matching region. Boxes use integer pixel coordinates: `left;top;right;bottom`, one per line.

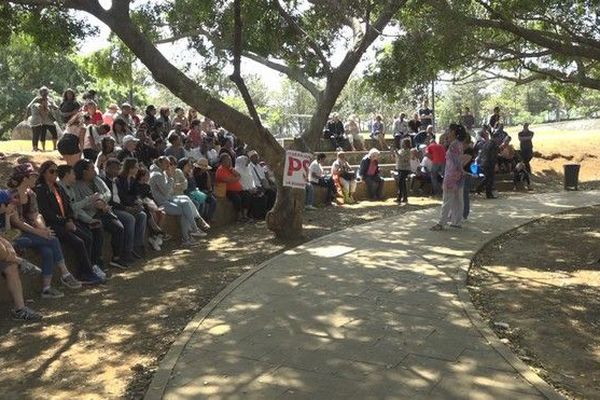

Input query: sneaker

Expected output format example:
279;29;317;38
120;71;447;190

19;259;41;276
155;235;164;246
148;236;161;251
132;250;143;260
42;287;64;299
92;265;107;281
305;205;317;211
110;258;128;270
80;272;105;285
11;307;43;322
430;224;444;231
190;230;207;238
181;239;195;247
61;274;82;289
160;234;173;242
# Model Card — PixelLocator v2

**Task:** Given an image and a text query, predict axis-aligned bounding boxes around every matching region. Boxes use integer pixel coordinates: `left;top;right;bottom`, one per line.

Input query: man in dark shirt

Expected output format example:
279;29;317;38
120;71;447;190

489;107;501;129
325;114;347;151
461;107;475;131
518;123;534;173
418;100;433;128
478;134;499;199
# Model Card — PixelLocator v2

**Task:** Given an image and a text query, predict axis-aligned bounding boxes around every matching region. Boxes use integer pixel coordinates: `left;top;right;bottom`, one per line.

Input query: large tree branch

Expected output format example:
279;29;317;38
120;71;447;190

242;52;322;99
273;0;332;75
522;63;600;90
301;0;406;149
155;27;322;99
464;16;600;61
229;0;263;131
8;0;92;9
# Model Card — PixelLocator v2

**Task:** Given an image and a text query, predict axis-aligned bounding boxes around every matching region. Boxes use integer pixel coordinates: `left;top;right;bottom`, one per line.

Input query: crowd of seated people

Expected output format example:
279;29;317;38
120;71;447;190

1;87;280;322
307;105;534;209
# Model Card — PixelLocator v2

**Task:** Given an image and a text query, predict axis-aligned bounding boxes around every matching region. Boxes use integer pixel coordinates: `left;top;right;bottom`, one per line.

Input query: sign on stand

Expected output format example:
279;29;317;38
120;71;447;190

283;150;311;189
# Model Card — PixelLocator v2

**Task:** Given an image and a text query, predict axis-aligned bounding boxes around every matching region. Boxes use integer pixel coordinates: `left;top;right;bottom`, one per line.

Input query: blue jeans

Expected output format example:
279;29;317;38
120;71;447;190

114;209;147;255
463;173;472;219
201;194;217;222
162;201;197;241
305;183;315;206
430;163;444;196
14;232;64;278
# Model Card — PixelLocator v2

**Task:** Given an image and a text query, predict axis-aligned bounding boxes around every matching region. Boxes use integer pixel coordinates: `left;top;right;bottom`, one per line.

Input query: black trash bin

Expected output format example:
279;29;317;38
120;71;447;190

563;163;580;190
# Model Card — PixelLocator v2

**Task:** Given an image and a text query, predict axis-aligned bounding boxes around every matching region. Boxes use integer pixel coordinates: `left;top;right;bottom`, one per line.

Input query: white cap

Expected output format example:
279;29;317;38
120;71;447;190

122;134;139;145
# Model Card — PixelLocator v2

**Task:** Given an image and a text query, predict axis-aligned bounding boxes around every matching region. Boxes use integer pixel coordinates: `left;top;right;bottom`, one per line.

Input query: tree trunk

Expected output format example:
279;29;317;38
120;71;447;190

89;11;303;239
266;184;305;240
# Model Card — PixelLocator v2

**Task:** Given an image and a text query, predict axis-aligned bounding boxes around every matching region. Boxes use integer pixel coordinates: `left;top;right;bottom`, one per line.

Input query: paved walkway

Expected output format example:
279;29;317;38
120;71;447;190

147;191;598;400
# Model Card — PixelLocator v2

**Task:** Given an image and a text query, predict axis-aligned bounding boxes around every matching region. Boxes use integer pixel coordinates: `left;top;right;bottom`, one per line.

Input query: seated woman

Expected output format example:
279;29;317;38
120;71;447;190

215;153;247;222
149;156;206;246
116;158;164;252
497;137;516;173
7;163;82;298
370;114;389;150
72;159;130;269
168;156;188;196
135;167;167;248
178;158;207;216
331;151;357;204
0;190;43;321
359;148;384;200
57;164;106;280
103;158;148;259
193;158;217;223
235;155;267;220
35;161;104;284
95;136;117;178
112;118;128;147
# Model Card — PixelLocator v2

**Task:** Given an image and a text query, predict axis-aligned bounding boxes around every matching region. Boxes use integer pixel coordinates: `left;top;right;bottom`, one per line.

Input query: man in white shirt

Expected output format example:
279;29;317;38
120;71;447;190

248;150;276;210
307;153;335;206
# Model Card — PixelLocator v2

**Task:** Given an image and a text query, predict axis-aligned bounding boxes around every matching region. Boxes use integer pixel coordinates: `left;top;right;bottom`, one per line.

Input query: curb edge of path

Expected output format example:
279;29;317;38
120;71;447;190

451;200;589;400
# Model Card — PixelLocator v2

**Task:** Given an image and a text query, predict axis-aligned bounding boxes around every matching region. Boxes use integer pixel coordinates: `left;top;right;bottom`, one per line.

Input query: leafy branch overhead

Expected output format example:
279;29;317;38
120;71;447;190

368;0;600;98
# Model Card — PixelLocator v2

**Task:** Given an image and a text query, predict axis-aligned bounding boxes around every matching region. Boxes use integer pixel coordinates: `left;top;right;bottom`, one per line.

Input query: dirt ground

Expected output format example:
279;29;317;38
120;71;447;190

0;195;437;400
469;206;600;400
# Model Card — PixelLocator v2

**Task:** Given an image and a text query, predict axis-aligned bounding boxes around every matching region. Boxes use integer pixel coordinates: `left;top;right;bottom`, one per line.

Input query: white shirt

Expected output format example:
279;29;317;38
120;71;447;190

308;160;324;184
249;162;266;187
111;179;121;204
184;147;203;161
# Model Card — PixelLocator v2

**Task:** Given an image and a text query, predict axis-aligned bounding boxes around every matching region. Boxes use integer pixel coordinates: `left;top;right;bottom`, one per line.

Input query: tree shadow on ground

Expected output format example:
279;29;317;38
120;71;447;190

470;206;600;400
0;199;435;400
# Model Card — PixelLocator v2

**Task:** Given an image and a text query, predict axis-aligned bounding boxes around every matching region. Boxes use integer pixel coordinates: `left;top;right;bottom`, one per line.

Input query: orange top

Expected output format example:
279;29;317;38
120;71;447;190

215;166;243;192
51;184;66;217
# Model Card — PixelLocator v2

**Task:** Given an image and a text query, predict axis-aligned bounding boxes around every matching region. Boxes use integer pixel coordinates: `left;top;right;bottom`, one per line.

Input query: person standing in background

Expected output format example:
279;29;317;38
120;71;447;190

518;123;534;174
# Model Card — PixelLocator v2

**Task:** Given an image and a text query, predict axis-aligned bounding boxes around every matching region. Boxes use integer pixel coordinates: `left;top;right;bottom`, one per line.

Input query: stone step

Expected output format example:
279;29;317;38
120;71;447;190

278;137;395;151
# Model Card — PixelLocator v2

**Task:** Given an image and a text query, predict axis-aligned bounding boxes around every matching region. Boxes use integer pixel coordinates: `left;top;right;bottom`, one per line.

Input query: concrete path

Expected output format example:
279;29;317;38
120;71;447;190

147;191;598;400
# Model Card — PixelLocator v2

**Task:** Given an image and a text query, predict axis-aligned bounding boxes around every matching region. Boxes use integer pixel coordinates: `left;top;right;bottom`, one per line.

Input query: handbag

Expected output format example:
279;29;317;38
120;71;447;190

341;171;355;181
188;189;208;204
215;182;227;198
